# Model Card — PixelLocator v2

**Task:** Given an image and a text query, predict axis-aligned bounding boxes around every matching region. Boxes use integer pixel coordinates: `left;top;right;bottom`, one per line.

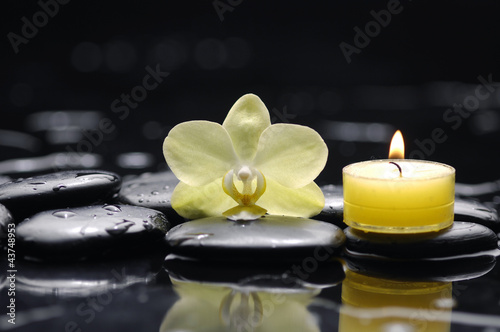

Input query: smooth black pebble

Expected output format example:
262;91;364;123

313;184;344;228
0;203;14;243
344;252;497;282
0;170;121;220
118;171;183;224
344;221;498;259
165;215;345;261
16;204;170;260
343;222;499;281
454;198;499;232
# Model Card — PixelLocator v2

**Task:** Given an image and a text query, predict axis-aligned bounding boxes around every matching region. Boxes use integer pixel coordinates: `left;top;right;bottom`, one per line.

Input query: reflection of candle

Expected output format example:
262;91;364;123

340;270;452;332
343;131;455;233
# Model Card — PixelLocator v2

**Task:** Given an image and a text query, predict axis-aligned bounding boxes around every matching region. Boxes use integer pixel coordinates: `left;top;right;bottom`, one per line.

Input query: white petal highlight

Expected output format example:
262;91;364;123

163;121;238;186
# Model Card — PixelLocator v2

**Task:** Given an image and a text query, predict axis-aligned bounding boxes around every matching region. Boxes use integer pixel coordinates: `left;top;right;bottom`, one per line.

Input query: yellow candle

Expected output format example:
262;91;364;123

343;131;455;233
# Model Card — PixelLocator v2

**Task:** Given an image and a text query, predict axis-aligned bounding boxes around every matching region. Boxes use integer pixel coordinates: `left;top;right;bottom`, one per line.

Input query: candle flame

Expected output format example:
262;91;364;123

389;130;404;159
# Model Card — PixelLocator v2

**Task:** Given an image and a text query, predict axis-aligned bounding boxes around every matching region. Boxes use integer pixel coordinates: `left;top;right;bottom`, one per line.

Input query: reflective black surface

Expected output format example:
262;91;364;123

1;1;500;331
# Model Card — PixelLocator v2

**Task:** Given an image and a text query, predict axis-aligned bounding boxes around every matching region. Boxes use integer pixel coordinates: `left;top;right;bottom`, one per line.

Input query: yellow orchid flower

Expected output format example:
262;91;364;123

163;93;328;221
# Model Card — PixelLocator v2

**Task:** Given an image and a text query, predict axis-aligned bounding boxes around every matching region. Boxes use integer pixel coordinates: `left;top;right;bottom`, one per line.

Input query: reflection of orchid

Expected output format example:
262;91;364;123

163;94;328;220
159;279;320;332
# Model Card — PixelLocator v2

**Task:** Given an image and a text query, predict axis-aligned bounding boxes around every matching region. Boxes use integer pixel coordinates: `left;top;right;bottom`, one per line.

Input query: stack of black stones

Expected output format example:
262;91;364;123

0;166;498;285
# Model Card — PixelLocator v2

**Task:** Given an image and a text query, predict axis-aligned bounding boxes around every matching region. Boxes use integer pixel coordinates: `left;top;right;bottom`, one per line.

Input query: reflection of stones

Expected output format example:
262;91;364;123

16;253;164;297
117;171;184;225
165;215;345;261
16;204;170;261
164;254;345;289
343;222;499;281
160;277;321;332
314;184;344;229
340;270;453;332
0;170;121;220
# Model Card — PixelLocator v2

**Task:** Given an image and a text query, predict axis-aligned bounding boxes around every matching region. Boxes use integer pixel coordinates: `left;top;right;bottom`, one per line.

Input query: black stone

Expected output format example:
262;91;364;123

344;222;499;259
454;198;499;233
164;254;345;288
165;215;345;261
344;253;497;282
0;203;15;243
118;171;184;224
0;175;11;185
0;170;121;220
313;184;345;229
16;204;170;261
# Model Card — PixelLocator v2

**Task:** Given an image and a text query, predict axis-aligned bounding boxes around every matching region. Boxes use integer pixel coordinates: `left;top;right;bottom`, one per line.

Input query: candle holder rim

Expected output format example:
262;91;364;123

342;159;455;180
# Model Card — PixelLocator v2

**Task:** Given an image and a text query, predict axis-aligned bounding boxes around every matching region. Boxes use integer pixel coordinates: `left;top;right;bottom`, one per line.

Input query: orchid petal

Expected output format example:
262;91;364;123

258;178;324;218
222;94;271;162
171;179;235;219
253;124;328;189
163;121;238;186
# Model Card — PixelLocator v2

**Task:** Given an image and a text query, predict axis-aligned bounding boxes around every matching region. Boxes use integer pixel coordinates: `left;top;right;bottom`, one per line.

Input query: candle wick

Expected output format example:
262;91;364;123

389;162;403;177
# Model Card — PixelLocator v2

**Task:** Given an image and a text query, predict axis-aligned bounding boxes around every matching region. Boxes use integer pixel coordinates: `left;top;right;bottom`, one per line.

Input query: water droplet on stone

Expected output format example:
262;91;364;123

52;210;77;218
163;185;170;190
151;191;159;195
103;205;121;212
105;220;136;235
52;184;67;192
29;181;46;185
76;173;117;182
138;198;144;203
160;200;167;204
143;222;153;230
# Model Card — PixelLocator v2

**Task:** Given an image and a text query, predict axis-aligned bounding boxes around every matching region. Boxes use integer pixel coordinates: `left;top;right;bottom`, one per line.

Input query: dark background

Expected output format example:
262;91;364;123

1;0;500;184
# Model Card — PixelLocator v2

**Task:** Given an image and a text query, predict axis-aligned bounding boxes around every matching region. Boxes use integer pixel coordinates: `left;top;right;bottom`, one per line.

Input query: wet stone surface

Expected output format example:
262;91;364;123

16;204;170;261
344;250;497;282
313;184;344;228
118;171;183;224
165;215;346;261
454;198;499;233
0;170;121;220
0;203;14;241
344;221;499;259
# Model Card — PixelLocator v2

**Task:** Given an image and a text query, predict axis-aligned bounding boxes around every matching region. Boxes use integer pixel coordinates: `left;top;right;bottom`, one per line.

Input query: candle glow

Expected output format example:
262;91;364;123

343;131;455;234
388;130;404;159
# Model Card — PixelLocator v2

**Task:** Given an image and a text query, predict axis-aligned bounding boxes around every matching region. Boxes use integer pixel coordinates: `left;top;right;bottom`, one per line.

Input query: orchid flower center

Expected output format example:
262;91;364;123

222;165;266;206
